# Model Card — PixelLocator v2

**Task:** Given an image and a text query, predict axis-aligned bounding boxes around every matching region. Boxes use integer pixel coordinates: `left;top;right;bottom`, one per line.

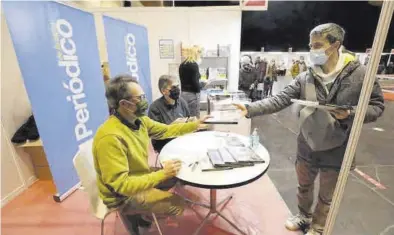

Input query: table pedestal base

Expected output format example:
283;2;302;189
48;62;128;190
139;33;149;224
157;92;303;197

185;189;247;235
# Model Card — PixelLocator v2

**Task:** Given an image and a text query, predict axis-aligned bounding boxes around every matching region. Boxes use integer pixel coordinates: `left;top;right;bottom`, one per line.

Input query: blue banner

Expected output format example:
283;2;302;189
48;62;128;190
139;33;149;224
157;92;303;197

103;16;153;103
3;2;108;198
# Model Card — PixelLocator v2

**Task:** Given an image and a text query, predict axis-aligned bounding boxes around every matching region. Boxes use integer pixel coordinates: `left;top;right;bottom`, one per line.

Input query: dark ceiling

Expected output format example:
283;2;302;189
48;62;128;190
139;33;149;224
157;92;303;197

126;1;393;52
241;1;393;52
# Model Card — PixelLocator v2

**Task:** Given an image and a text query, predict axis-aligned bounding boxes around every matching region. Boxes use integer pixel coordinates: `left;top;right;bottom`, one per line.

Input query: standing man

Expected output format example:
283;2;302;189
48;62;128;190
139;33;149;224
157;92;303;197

299;57;308;73
148;75;191;153
266;59;278;96
255;57;268;100
233;23;384;235
93;75;210;234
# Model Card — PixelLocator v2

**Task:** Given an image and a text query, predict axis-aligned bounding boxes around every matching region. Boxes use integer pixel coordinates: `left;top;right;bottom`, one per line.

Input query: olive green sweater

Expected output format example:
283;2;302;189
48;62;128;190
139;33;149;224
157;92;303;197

93;115;198;208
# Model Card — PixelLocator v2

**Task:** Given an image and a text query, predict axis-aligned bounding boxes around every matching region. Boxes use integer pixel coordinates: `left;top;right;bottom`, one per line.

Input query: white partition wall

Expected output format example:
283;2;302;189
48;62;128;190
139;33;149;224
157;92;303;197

92;7;242;100
1;15;37;207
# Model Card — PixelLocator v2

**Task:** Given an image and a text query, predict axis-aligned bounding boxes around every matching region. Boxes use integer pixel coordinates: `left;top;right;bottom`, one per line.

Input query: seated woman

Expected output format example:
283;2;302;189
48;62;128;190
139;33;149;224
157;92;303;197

148;75;191;153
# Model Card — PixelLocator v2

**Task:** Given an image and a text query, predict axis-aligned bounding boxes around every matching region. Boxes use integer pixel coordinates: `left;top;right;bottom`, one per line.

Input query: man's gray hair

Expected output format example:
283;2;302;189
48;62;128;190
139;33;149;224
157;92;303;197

158;75;177;93
106;74;138;110
310;23;346;45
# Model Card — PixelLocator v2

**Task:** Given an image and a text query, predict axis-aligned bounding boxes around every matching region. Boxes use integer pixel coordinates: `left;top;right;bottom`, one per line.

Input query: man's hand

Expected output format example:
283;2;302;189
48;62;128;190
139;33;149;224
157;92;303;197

197;123;210;130
232;103;248;117
330;109;351;120
186;116;211;130
197;115;213;124
162;159;182;178
171;118;186;124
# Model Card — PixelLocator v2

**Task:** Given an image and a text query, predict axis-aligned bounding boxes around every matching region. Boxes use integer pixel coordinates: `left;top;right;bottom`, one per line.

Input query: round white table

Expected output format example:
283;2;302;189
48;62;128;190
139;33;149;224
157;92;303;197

159;131;270;235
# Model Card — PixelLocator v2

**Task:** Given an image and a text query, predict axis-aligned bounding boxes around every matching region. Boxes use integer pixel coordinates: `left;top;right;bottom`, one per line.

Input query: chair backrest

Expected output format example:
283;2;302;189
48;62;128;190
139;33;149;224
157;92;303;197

73;139;109;220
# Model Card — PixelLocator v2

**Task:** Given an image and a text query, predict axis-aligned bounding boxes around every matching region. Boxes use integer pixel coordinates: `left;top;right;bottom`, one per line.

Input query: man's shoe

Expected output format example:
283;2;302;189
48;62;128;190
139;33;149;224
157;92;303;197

285;213;312;232
124;214;141;235
306;228;323;235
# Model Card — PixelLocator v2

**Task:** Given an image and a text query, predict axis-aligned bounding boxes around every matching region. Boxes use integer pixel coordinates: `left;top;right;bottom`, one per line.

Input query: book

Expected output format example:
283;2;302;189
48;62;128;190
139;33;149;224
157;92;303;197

226;146;265;164
207;149;230;167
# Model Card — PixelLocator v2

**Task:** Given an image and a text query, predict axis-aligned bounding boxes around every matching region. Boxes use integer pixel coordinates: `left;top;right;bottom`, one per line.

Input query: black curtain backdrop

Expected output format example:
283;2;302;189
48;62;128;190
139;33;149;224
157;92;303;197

126;1;393;53
241;1;393;52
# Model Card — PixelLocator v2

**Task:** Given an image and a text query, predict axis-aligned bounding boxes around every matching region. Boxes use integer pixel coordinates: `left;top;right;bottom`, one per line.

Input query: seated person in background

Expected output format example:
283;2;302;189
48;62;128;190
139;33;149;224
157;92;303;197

148;75;191;153
93;74;210;235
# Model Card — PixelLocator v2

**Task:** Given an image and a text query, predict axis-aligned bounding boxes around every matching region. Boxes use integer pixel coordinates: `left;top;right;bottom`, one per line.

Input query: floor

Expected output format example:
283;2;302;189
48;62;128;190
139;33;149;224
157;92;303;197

1;177;300;235
2;142;300;235
252;76;394;235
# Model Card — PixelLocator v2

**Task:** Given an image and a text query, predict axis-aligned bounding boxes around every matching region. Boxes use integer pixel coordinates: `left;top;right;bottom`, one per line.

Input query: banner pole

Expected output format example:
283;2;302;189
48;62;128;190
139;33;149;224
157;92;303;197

323;1;394;235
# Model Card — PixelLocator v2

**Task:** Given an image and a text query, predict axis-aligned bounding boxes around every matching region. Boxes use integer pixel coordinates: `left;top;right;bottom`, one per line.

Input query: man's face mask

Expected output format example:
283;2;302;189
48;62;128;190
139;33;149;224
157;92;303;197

123;96;148;117
309;48;329;66
169;86;180;101
309;40;338;66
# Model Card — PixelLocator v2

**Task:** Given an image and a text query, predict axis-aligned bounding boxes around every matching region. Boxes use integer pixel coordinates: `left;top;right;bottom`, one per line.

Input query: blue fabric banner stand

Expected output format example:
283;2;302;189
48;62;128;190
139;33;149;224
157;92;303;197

3;2;109;202
103;16;153;103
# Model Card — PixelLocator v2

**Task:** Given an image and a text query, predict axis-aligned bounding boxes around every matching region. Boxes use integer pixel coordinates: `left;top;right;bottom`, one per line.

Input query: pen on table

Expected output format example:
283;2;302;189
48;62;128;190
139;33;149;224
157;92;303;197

188;160;198;167
191;161;199;171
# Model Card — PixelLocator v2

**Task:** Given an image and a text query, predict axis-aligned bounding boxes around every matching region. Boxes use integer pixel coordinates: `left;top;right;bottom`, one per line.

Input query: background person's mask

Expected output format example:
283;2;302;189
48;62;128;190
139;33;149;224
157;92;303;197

169;87;180;101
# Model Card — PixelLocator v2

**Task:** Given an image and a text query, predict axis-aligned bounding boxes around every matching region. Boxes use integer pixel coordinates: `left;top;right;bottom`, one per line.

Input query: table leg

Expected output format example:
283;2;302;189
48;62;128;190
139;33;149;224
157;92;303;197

210;189;217;211
192;211;213;235
217;195;233;207
217;210;247;235
189;189;246;235
183;198;210;209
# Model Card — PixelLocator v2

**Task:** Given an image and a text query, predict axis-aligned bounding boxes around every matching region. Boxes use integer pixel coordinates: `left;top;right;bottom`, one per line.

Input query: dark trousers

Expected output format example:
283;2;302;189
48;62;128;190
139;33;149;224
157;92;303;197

296;159;339;233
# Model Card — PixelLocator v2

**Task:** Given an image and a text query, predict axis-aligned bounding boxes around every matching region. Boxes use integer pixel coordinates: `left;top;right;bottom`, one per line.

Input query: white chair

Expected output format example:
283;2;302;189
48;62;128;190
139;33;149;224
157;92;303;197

73;139;164;235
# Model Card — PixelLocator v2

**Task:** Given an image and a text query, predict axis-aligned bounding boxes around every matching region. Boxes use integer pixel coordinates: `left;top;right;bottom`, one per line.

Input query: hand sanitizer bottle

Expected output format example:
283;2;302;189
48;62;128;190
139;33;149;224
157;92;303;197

250;128;260;149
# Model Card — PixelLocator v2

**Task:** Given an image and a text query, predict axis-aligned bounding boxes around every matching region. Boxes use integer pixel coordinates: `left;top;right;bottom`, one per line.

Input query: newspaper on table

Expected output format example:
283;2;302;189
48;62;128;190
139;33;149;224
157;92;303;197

225;146;265;164
203;110;241;124
290;99;354;111
206;135;265;169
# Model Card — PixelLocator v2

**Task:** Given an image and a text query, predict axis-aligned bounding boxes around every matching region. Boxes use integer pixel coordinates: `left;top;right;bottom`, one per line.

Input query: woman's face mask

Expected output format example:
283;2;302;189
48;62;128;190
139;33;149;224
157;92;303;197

242;63;253;72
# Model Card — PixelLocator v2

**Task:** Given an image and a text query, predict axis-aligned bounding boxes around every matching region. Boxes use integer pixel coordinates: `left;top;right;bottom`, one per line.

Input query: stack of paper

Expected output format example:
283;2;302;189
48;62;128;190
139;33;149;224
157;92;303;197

226;146;265;163
204;110;241;124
